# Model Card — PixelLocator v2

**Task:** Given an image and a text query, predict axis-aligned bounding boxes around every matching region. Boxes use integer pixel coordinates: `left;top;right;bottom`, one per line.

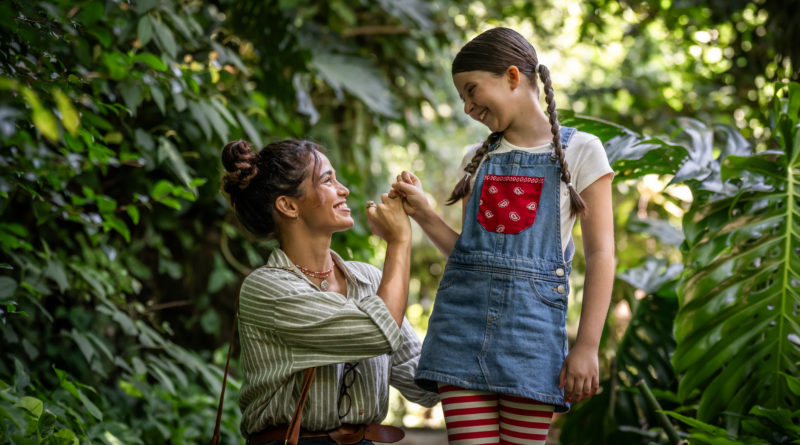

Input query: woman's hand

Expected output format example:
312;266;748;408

366;193;411;244
558;342;599;404
389;171;431;219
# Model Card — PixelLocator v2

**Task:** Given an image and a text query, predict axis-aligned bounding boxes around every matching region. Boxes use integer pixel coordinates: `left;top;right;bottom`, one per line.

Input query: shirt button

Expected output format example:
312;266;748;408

555;268;565;277
557;285;566;294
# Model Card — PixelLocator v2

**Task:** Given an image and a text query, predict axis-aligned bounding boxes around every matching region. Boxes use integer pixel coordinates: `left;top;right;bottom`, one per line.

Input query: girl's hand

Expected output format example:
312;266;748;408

389;171;430;219
558;343;599;404
366;193;411;244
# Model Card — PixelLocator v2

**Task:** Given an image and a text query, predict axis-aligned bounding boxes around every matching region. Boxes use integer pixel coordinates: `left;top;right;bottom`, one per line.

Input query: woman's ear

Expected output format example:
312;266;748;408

275;196;299;220
506;65;521;89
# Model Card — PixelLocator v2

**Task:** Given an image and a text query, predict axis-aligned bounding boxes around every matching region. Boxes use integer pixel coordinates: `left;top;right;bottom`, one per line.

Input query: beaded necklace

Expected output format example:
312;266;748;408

293;263;334;291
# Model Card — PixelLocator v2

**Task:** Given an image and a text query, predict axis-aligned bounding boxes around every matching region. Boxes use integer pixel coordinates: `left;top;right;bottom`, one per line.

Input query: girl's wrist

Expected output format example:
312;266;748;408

572;339;600;352
410;205;435;224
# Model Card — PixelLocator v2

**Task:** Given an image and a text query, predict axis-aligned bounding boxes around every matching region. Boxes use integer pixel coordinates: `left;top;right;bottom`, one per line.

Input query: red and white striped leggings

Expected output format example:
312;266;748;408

439;384;554;445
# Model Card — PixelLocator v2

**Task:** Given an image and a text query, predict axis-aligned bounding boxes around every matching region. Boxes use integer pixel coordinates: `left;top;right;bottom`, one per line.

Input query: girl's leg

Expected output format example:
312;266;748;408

438;384;500;445
498;394;554;445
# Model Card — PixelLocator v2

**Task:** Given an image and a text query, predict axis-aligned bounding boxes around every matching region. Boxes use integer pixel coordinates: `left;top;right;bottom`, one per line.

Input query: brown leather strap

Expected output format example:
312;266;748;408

364;424;405;443
285;367;317;445
326;424;366;444
247;423;405;444
210;297;239;445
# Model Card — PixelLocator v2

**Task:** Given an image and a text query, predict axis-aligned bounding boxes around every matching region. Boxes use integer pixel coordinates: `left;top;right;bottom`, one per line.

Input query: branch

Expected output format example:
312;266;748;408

342;25;409;37
145;300;191;312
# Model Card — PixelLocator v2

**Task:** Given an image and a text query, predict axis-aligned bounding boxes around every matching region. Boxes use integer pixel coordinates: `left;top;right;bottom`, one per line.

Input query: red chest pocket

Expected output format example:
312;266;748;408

477;175;545;234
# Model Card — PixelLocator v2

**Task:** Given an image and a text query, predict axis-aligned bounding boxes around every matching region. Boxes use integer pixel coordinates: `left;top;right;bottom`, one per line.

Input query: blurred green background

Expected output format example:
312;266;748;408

1;1;798;444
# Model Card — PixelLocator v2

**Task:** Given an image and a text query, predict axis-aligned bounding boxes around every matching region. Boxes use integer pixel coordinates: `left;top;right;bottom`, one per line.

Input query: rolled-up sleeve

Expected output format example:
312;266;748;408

239;268;403;359
389;319;441;407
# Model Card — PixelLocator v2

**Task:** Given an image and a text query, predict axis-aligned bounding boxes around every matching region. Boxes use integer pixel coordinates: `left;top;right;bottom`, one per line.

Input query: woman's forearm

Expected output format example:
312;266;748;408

377;239;412;326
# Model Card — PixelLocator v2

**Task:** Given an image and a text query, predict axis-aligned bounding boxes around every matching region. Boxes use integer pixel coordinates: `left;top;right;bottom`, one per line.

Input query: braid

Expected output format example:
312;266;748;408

538;65;586;217
446;132;503;205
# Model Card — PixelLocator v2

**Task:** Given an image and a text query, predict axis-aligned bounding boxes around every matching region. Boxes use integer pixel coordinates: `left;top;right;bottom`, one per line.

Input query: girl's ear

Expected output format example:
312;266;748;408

274;196;299;219
506;65;521;89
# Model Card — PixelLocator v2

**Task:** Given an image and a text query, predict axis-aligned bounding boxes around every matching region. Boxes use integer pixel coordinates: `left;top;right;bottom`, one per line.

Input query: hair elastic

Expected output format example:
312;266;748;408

534;63;540;74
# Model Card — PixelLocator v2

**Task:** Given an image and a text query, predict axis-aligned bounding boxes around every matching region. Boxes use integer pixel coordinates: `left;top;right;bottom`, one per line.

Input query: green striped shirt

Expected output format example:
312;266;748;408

238;247;440;435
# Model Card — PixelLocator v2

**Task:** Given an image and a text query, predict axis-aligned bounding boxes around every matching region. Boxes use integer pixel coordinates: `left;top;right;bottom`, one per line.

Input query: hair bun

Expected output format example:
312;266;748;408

221;140;259;190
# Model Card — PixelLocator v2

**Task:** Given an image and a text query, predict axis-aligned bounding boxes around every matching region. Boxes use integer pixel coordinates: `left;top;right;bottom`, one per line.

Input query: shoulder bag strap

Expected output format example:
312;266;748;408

285;367;317;445
210;296;239;445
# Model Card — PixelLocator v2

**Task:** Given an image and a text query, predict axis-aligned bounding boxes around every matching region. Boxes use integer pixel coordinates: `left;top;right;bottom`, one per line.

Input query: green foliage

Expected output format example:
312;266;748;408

2;0;798;442
0;0;259;441
673;83;800;423
575;0;798;139
560;84;800;442
0;0;470;442
664;375;800;444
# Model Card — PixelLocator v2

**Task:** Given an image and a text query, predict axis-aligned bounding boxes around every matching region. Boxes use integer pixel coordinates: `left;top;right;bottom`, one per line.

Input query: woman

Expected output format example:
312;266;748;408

220;138;438;445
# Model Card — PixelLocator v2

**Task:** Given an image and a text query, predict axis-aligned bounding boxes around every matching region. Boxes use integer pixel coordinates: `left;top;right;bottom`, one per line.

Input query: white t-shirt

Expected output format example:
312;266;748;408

458;131;614;251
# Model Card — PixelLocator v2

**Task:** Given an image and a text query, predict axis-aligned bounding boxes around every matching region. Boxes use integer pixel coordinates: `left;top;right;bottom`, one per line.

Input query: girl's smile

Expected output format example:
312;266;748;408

453;70;516;133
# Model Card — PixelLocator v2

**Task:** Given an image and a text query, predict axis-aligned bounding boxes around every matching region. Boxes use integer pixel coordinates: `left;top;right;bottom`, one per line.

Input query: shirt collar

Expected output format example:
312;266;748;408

266;247;371;286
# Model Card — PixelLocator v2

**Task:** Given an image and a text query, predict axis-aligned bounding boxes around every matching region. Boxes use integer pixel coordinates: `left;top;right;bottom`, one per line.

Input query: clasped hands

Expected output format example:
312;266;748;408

364;171;428;244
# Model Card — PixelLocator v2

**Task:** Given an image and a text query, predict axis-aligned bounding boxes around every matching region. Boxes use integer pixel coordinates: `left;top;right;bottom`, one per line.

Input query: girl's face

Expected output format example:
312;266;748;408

296;152;353;233
453;69;517;133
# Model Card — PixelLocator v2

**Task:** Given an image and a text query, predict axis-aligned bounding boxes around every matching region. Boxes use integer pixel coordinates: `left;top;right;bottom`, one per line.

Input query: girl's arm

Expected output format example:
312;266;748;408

559;173;615;404
390;171;460;257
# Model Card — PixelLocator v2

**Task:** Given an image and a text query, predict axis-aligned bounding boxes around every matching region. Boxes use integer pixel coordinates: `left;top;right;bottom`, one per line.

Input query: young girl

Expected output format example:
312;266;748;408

391;27;615;444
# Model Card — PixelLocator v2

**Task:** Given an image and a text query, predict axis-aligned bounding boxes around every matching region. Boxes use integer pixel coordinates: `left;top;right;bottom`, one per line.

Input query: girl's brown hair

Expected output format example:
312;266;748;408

447;27;586;217
220;139;322;238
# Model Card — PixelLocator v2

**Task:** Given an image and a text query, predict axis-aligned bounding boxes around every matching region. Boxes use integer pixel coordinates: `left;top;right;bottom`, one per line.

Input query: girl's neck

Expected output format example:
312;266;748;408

503;98;554;147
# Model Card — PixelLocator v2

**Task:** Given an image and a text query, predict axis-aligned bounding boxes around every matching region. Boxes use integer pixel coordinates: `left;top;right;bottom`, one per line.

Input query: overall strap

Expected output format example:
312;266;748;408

559;126;577;148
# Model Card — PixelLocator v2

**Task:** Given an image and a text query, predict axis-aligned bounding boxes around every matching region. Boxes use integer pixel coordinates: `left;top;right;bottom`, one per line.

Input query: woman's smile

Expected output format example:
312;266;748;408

333;200;350;213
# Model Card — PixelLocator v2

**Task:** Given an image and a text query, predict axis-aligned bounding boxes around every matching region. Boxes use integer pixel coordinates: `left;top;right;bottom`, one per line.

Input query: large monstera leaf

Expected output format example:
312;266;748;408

673;83;800;422
561;111;689;181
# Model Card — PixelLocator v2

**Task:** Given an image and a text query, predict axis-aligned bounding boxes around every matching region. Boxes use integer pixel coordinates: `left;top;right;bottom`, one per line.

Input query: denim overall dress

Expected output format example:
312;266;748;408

415;127;577;413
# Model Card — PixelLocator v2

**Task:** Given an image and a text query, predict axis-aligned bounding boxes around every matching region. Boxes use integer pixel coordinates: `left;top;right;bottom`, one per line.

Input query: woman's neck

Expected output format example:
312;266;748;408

280;233;334;271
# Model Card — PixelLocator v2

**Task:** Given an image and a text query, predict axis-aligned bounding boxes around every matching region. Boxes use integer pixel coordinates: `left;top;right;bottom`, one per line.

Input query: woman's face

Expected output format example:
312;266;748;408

453;69;517;133
296;152;353;233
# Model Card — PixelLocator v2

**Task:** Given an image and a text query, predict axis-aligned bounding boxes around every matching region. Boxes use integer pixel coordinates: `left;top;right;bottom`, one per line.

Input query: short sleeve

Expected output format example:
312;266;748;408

569;134;614;193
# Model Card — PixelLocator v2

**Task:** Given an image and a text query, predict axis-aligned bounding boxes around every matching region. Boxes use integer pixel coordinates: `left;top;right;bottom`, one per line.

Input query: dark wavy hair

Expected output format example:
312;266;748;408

447;27;585;217
220;139;322;238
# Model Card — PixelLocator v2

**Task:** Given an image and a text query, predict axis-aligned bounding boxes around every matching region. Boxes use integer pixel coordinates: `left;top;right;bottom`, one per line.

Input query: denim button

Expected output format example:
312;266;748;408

557;284;566;294
555;268;565;277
